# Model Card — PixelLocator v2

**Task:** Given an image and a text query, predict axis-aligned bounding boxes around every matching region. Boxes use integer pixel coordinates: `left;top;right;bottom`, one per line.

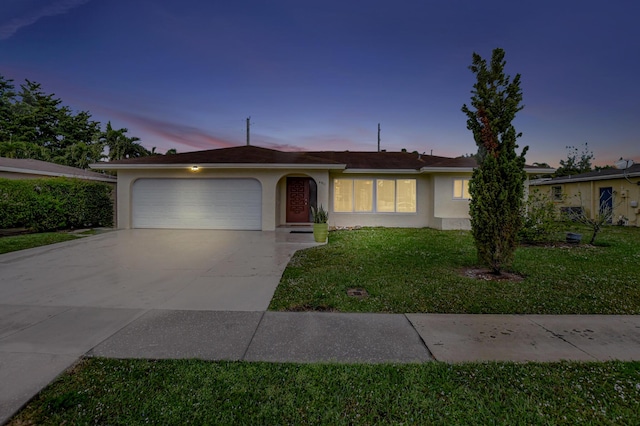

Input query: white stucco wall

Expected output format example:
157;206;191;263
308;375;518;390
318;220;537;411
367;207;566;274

113;167;492;231
430;174;472;229
115;168;329;231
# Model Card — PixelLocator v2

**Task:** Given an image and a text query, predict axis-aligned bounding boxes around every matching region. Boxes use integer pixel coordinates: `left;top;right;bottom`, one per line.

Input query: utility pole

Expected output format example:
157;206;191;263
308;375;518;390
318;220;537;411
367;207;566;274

377;123;381;152
246;116;251;146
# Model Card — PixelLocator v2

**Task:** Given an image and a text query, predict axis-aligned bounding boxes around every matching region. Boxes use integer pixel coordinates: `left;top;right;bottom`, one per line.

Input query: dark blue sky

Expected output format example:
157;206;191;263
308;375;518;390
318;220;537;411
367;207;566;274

2;0;638;166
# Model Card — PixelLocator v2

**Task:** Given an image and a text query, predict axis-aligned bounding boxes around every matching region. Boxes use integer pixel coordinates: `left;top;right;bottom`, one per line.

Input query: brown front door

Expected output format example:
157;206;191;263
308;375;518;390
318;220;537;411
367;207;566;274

286;177;310;222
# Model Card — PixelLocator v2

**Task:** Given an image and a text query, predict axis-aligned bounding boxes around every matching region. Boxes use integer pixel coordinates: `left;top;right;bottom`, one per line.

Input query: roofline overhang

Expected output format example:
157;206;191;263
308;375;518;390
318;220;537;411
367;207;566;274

339;169;421;174
531;171;640;185
525;167;556;174
420;167;475;173
90;163;347;171
419;167;555;174
1;166;117;182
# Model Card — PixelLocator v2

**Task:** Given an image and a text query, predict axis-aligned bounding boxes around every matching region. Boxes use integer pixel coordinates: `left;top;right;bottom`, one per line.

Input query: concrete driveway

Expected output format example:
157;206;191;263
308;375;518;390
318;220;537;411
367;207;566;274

0;229;313;311
0;228;318;423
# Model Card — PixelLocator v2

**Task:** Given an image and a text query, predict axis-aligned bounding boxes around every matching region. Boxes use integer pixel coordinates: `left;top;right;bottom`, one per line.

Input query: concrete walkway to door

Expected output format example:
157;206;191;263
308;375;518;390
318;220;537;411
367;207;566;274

0;228;319;423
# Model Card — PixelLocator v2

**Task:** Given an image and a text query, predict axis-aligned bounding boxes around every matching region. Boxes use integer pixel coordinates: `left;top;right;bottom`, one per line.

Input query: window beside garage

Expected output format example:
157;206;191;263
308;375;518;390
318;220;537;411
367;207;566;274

334;178;416;213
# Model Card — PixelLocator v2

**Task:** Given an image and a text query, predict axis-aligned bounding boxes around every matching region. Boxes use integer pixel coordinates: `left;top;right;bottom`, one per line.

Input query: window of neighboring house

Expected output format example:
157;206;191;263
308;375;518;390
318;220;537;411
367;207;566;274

552;186;563;201
453;178;470;200
335;178;416;213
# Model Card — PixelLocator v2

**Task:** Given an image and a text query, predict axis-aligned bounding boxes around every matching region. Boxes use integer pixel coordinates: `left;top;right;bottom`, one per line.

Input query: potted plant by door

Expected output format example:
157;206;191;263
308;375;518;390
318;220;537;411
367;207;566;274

311;205;329;243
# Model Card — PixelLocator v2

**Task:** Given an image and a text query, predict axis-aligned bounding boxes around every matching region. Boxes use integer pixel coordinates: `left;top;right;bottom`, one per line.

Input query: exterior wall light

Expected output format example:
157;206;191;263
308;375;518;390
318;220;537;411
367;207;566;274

191;166;199;171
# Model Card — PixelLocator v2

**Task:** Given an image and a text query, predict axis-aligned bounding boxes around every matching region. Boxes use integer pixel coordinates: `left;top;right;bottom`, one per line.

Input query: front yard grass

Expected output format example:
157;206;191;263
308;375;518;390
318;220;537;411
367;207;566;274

10;358;640;425
269;226;640;314
0;232;80;254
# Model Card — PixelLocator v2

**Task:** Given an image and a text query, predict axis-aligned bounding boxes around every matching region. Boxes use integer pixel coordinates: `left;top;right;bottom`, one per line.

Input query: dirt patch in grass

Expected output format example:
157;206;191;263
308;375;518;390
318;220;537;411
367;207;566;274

461;267;525;282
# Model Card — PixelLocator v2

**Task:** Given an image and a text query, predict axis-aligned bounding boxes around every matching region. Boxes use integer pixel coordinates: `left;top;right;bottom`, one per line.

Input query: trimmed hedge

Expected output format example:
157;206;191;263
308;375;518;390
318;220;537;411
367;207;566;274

0;178;114;232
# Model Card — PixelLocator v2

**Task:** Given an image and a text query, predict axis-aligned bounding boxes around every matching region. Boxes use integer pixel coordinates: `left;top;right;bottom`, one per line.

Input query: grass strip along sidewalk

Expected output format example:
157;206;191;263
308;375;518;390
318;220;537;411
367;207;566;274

10;359;640;425
0;232;80;254
270;226;640;314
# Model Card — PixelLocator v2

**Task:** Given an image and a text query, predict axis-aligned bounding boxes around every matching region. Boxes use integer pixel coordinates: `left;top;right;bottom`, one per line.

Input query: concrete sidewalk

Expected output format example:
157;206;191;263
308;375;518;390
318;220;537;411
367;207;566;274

2;311;640;424
2;230;640;424
88;312;640;364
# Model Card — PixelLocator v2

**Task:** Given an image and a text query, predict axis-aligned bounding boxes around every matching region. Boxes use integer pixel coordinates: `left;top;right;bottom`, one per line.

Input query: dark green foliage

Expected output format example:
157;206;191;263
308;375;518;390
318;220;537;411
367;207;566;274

461;48;528;273
0;77;105;168
0;178;113;231
100;121;150;161
0;73;151;167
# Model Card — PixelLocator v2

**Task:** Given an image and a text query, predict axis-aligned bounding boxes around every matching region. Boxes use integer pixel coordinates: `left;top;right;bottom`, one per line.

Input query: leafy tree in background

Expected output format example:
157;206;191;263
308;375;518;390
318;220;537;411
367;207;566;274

461;48;528;274
101;121;150;161
0;73;153;168
554;143;594;177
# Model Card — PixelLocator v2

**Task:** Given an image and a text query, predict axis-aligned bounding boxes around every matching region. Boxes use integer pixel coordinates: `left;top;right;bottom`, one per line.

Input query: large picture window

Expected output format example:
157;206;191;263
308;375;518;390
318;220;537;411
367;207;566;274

335;178;416;213
334;179;353;212
453;178;470;200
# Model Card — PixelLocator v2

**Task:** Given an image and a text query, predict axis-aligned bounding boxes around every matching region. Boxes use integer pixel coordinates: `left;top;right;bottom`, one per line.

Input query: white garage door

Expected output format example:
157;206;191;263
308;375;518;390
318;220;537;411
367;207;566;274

132;178;262;230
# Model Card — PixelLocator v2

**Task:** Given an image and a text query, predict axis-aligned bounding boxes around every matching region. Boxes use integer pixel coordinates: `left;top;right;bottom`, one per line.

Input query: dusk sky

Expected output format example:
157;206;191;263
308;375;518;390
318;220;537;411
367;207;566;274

1;0;638;166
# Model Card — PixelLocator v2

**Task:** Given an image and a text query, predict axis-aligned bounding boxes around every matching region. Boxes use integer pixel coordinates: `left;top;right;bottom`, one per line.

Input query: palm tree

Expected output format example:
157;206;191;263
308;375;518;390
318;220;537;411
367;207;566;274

101;121;149;161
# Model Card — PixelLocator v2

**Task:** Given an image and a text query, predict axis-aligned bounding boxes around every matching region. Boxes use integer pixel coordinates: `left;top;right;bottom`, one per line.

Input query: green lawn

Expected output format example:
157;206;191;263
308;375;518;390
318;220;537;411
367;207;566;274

0;232;80;254
269;226;640;314
10;358;640;425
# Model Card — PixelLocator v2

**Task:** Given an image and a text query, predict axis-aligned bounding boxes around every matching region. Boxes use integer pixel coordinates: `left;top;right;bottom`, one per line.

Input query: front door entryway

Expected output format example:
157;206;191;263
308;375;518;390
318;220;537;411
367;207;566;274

599;187;613;223
286;177;312;222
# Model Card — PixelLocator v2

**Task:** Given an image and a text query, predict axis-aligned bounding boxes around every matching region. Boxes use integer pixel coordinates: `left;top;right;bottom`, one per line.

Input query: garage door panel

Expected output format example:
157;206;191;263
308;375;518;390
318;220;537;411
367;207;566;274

132;179;262;230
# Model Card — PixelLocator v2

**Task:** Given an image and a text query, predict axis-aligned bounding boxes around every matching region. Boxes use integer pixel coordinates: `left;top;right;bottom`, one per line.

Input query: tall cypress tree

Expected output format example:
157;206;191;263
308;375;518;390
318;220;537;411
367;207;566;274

461;48;528;274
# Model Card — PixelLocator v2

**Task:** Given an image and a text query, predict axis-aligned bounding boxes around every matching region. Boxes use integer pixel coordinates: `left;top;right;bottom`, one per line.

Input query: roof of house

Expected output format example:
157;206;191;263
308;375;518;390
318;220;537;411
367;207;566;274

532;163;640;185
0;157;117;182
92;145;553;173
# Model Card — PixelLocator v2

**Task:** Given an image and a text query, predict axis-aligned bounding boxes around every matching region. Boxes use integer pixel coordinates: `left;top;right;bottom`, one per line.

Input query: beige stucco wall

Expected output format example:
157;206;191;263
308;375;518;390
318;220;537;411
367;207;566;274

115;168;329;231
431;174;472;230
115;167;560;231
537;178;640;227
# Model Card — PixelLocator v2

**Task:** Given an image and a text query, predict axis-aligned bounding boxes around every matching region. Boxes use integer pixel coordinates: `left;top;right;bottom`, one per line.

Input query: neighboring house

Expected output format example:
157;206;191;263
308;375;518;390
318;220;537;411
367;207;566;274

91;145;553;231
0;157;117;185
1;157;118;225
531;162;640;227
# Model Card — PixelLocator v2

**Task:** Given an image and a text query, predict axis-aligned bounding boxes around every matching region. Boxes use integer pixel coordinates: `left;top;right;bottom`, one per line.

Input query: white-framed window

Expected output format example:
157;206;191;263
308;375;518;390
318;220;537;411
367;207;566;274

552;185;563;201
453;178;470;200
334;178;416;213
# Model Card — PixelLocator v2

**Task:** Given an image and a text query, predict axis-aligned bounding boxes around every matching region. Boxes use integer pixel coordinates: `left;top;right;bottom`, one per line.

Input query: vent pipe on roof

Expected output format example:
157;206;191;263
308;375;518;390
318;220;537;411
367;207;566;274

246;116;251;146
377;123;381;152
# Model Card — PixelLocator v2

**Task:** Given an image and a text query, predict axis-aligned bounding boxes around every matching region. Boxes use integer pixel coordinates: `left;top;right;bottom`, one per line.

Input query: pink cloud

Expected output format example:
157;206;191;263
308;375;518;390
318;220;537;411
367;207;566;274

107;110;238;151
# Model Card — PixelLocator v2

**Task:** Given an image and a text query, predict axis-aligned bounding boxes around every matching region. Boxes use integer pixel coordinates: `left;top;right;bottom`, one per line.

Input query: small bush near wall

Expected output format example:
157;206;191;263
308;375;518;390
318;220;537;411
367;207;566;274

520;188;560;243
0;178;113;232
